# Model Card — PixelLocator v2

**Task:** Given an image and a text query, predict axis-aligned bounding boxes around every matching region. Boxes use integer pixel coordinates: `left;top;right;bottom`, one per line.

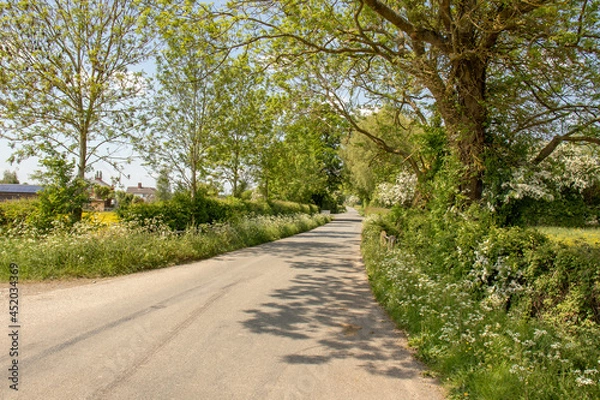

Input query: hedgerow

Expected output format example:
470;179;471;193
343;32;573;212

116;194;319;231
363;207;600;399
1;213;330;280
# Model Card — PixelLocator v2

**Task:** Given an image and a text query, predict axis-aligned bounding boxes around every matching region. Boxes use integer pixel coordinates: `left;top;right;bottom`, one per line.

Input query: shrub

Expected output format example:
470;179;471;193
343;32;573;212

363;208;600;399
499;192;595;227
268;200;303;215
244;200;273;216
117;193;318;231
117;194;228;231
0;198;40;229
35;155;90;227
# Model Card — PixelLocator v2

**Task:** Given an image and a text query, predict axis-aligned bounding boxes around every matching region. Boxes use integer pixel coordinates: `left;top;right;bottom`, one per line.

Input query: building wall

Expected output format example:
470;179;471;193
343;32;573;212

0;192;39;202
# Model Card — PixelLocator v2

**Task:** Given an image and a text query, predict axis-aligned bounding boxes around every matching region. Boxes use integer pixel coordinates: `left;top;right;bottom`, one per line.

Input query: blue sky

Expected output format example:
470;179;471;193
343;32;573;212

0;138;156;189
0;1;229;189
0;60;157;189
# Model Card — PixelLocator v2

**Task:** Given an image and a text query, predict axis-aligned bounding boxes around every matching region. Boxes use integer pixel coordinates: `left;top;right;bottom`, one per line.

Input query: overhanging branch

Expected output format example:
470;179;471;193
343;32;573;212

532;117;600;164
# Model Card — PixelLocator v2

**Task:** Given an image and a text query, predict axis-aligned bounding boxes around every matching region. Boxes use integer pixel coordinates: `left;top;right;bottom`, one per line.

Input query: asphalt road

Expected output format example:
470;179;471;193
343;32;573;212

1;209;444;399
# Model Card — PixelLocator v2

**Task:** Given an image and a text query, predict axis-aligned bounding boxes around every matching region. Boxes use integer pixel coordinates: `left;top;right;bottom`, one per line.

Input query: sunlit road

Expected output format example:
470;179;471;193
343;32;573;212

1;209;444;399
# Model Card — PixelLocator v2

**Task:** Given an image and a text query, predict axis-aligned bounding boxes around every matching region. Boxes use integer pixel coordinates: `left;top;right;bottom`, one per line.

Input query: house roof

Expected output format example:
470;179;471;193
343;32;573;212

88;177;112;187
126;186;157;195
0;184;44;194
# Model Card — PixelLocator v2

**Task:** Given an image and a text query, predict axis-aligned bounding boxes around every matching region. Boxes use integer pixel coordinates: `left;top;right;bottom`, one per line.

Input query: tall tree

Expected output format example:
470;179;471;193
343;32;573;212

249;94;282;200
0;0;153;218
207;0;600;202
138;1;240;197
263;97;345;206
0;170;19;184
140;32;221;197
213;55;272;197
155;168;173;201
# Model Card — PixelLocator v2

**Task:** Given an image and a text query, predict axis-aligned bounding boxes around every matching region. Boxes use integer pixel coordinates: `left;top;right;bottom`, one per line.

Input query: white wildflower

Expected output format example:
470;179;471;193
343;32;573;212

575;376;595;387
373;171;418;207
533;329;547;339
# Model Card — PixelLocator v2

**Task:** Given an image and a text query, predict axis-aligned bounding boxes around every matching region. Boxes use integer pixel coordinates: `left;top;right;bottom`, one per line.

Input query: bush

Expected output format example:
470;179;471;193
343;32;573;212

244;200;273;216
117;194;228;231
0;198;40;229
363;207;600;399
268;200;318;215
117;193;318;231
499;192;596;227
268;200;304;215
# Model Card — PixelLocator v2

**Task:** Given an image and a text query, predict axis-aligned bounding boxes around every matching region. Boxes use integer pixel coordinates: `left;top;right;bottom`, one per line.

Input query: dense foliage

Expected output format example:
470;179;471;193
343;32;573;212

0;198;39;229
363;201;600;399
212;0;600;202
116;193;319;231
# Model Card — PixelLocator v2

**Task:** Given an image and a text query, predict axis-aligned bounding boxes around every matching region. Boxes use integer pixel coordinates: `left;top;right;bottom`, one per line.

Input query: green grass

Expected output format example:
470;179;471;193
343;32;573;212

362;215;600;400
536;226;600;247
0;213;331;281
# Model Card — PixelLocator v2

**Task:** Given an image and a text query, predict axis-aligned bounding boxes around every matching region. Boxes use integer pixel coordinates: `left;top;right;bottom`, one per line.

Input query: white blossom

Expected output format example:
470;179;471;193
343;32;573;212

373;171;418;207
503;144;600;203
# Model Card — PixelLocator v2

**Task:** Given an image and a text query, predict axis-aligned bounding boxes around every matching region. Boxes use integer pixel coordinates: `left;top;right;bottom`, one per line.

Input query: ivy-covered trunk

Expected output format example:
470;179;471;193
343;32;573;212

423;45;489;203
452;57;488;202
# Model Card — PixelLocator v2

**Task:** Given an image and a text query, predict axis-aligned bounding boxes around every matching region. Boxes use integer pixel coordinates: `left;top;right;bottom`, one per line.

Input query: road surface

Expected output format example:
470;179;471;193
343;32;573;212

1;209;444;399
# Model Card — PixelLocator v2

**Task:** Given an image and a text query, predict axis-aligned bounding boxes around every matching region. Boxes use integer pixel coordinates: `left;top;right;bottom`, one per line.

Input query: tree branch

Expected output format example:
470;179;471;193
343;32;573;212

532;117;600;164
361;0;450;52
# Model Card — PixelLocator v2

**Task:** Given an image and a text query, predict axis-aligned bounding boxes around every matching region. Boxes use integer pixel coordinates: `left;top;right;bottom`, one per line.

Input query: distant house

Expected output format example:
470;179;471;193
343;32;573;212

87;171;115;211
126;182;156;203
0;184;44;202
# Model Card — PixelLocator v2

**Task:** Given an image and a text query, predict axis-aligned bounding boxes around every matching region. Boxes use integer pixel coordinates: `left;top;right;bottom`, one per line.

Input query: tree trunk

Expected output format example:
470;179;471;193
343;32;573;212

73;134;87;222
431;56;488;203
191;168;198;199
264;172;270;200
191;142;198;199
455;58;487;202
232;170;239;198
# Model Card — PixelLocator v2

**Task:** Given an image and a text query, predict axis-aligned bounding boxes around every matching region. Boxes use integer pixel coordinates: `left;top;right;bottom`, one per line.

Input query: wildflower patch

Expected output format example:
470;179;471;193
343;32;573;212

362;211;600;399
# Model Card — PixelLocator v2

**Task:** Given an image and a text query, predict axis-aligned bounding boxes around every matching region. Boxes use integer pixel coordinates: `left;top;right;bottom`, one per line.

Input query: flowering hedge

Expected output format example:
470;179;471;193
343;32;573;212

363;209;600;399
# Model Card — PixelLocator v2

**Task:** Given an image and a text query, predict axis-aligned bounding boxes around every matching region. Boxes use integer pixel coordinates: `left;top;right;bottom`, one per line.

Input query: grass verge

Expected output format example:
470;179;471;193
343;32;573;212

536;226;600;247
362;213;600;400
356;206;391;217
0;213;331;281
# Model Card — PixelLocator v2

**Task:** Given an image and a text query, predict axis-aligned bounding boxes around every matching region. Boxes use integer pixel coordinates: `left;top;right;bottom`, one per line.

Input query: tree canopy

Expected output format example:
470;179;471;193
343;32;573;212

0;170;19;184
1;0;599;213
205;0;600;202
0;0;153;184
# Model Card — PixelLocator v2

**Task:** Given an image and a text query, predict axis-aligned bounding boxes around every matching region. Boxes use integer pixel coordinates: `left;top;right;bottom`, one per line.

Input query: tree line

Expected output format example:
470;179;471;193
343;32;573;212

0;0;345;220
1;0;599;220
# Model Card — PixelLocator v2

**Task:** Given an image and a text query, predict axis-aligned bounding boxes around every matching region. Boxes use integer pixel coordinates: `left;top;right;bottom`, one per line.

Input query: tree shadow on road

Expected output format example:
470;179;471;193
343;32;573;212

240;217;429;381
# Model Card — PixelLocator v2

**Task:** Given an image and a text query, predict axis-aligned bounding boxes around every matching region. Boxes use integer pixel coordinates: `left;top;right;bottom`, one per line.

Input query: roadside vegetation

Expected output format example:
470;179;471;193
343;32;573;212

363;209;600;399
359;161;600;398
2;2;600;399
0;198;329;281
